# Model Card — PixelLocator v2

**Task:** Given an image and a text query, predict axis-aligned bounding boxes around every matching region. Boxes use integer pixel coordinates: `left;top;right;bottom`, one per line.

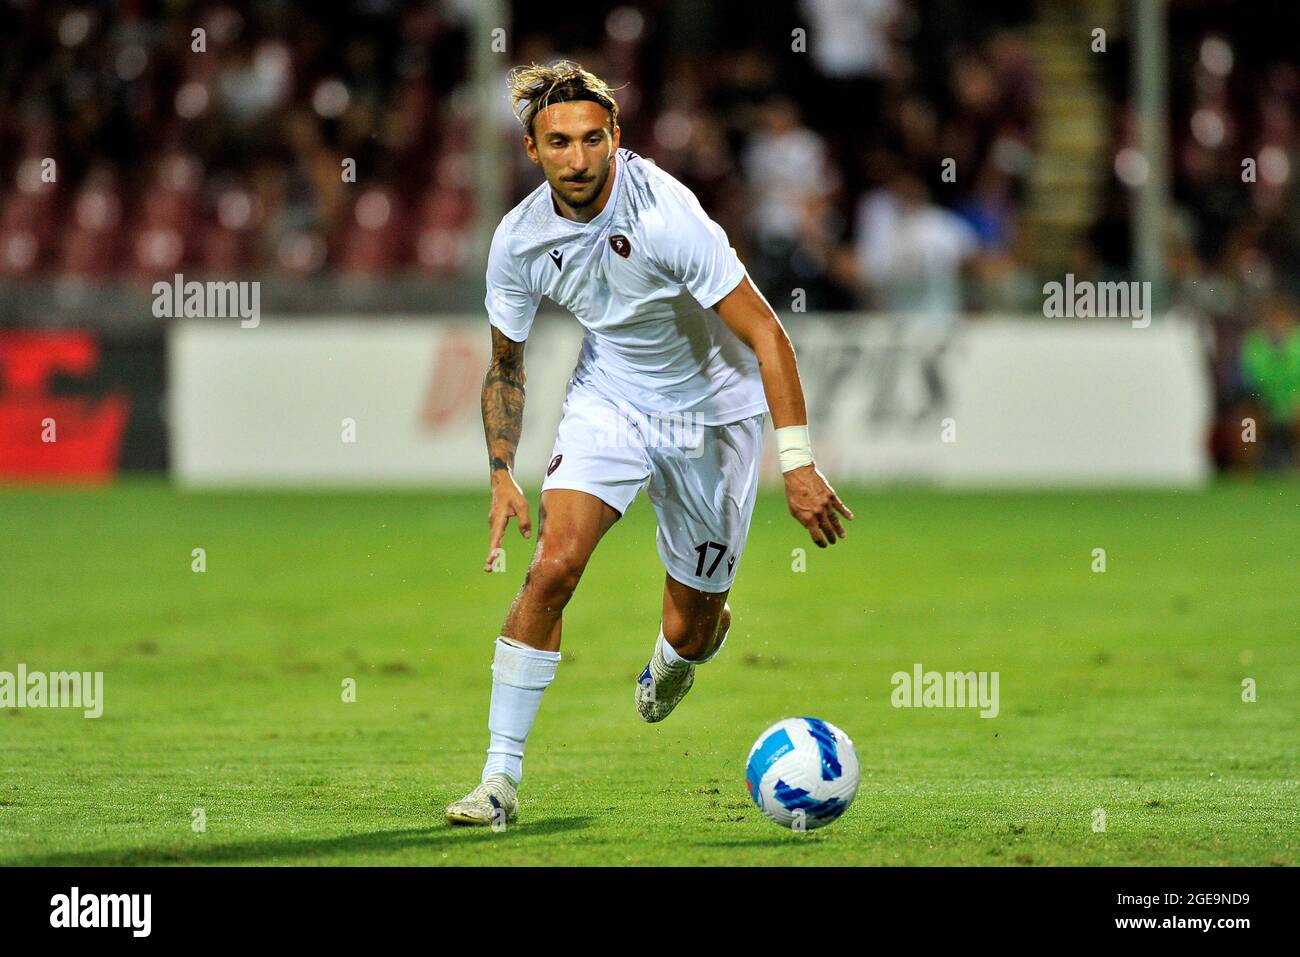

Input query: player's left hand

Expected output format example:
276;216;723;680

783;464;853;548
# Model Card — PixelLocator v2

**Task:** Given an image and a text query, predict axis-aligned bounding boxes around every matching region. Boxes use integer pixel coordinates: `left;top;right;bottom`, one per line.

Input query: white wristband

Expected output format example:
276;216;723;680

775;424;814;473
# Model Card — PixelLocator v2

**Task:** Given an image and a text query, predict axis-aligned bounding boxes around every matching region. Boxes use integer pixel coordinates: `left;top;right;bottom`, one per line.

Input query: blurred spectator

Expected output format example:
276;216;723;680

741;97;838;294
1239;294;1300;467
800;0;896;83
797;0;897;164
852;170;978;325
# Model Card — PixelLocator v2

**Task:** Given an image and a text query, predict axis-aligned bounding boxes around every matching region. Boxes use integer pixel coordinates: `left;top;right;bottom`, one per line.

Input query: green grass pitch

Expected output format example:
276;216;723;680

1;480;1295;866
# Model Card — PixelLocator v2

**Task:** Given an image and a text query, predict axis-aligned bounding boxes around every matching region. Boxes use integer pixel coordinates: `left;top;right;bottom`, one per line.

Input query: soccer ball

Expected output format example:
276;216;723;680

744;717;859;830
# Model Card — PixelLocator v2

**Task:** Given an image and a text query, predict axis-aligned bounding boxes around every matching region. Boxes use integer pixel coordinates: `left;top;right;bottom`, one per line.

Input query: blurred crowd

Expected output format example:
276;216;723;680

0;0;1297;467
0;2;474;279
0;0;1039;291
1142;19;1300;472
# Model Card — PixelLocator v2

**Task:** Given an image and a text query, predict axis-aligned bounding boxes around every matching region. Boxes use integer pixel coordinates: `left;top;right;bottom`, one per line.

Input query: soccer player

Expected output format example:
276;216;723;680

445;62;853;826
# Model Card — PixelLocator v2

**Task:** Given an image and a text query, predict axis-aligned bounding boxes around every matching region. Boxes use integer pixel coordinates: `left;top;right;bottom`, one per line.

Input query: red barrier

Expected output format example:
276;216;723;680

0;331;130;480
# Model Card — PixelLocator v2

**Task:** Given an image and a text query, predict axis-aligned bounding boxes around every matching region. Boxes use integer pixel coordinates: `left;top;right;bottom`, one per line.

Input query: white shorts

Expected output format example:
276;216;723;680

540;387;765;593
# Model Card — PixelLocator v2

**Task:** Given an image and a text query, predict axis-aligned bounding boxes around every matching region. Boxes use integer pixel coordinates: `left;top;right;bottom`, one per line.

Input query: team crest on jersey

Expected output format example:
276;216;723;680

547;454;563;476
609;234;632;258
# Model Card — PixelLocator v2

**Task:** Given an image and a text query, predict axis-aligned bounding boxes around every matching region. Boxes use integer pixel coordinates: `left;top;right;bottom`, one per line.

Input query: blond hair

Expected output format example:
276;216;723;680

507;61;621;137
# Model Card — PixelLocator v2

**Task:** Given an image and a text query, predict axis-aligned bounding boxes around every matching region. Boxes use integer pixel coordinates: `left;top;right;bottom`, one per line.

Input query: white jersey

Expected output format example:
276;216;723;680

485;148;768;426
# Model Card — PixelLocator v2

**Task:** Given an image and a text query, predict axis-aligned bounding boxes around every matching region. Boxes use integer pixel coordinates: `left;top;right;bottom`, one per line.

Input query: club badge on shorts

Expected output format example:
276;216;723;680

609;234;631;258
547;454;563;476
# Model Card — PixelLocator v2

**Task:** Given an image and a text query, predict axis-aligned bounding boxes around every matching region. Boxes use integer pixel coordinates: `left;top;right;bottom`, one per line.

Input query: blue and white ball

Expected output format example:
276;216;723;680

745;717;859;830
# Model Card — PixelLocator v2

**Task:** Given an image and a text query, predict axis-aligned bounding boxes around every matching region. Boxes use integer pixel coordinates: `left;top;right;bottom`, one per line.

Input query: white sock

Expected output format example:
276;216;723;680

482;636;560;785
658;620;729;668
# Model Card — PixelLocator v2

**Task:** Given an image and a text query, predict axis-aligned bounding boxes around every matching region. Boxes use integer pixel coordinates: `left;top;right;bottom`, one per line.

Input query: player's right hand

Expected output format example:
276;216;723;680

485;470;533;571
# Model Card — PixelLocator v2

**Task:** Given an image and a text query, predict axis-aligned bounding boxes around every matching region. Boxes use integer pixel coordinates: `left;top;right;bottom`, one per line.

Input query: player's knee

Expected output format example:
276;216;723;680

526;550;587;607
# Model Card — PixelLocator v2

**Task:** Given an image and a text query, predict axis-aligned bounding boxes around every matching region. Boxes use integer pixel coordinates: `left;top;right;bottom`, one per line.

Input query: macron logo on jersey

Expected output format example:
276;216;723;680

548;249;564;270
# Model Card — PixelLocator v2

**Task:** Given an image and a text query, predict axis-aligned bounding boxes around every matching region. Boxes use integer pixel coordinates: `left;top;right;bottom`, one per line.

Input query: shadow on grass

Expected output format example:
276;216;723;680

4;816;592;866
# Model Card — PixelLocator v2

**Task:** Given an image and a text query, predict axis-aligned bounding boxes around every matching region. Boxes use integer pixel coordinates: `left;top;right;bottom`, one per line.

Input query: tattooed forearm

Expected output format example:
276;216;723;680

483;326;527;474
